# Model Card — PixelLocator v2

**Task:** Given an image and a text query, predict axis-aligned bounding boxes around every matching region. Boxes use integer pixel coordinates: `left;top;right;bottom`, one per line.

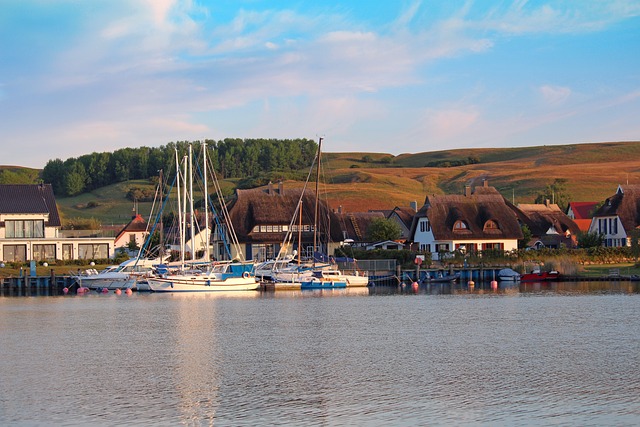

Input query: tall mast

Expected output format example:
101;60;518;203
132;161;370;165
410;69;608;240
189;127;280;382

202;141;210;262
158;168;164;259
313;137;323;266
181;154;188;266
189;144;195;260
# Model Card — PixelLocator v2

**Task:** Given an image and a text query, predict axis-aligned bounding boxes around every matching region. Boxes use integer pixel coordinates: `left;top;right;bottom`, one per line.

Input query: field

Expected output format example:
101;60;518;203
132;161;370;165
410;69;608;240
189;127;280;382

3;140;640;226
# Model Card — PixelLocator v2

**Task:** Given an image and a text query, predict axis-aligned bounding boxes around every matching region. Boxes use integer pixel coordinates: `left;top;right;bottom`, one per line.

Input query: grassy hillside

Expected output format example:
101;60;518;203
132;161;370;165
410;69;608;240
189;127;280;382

0;166;41;184
45;140;640;225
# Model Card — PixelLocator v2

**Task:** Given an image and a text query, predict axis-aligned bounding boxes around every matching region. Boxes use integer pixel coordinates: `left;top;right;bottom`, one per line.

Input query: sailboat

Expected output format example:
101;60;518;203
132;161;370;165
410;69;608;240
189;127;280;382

146;142;259;292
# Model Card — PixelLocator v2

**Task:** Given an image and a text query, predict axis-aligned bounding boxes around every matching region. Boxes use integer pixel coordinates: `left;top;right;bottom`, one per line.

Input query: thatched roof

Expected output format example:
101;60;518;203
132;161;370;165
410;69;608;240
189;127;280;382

227;184;344;243
0;184;61;227
593;185;640;234
512;202;580;248
336;211;385;242
389;206;415;230
410;185;523;241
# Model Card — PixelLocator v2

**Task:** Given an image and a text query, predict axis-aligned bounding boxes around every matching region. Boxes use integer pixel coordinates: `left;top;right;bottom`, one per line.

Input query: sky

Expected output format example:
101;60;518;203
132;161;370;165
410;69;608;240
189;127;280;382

1;1;639;168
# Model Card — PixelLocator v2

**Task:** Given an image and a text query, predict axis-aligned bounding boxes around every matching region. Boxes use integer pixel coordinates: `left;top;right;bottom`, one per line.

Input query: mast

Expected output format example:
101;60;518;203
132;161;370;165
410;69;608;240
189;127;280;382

189;144;195;260
313;137;323;267
158;168;164;259
202;141;210;262
297;200;302;265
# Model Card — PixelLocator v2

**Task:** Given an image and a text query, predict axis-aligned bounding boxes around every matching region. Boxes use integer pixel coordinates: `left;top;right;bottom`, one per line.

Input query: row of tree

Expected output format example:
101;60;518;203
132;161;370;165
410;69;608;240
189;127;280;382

42;138;318;197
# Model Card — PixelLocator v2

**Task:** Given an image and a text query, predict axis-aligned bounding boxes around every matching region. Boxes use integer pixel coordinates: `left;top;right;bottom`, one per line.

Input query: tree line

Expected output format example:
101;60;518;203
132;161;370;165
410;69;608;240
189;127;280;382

42;138;318;197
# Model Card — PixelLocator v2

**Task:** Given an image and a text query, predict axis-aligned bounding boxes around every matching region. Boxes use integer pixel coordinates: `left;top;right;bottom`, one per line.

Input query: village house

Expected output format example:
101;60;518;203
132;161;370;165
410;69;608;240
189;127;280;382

222;182;345;262
335;208;385;247
511;200;580;249
0;184;114;262
386;204;417;241
566;201;599;232
114;213;149;254
409;181;523;260
589;185;640;247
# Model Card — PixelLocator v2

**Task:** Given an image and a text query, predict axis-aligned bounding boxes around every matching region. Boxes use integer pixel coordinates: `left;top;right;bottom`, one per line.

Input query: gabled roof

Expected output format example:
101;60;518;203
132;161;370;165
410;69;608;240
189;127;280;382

227;184;344;243
568;202;598;219
337;211;385;242
593;185;640;233
410;185;523;241
388;206;415;229
115;214;148;240
514;202;580;247
0;184;61;227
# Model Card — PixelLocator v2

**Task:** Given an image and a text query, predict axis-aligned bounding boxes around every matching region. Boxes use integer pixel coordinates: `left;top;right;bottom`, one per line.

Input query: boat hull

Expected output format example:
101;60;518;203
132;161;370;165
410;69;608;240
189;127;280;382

146;276;259;292
300;279;347;289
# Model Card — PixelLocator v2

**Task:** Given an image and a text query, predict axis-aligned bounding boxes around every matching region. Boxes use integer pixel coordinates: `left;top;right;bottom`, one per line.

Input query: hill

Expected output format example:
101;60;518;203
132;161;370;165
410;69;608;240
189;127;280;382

11;140;640;226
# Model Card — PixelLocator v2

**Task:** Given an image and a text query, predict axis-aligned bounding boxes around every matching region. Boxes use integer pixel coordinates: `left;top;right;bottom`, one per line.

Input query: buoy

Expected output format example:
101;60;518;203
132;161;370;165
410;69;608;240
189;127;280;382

412;281;419;290
125;288;132;295
115;289;122;295
491;280;498;289
101;287;109;294
62;287;69;294
77;287;89;294
468;280;475;286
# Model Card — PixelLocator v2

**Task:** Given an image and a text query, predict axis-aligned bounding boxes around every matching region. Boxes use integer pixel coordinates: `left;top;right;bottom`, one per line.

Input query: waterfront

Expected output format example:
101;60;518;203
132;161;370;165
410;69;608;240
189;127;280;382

1;282;639;426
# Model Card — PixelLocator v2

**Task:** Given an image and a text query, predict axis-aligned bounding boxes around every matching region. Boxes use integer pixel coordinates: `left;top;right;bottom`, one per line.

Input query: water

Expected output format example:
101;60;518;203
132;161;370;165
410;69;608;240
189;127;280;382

1;282;640;426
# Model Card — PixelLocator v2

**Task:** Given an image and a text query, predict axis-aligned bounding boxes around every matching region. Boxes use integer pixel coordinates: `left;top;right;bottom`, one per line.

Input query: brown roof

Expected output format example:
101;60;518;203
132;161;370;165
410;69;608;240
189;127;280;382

227;185;344;244
115;214;148;240
513;202;580;248
593;185;640;234
388;206;415;229
337;211;385;242
410;186;523;241
0;184;61;227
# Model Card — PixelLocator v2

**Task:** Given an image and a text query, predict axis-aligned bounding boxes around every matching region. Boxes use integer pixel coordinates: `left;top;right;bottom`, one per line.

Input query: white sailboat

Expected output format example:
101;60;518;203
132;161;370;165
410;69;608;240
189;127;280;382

146;142;259;292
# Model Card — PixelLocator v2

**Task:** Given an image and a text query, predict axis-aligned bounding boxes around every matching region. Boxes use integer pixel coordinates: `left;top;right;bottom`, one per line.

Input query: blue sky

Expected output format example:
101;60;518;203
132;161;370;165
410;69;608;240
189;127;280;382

1;1;639;168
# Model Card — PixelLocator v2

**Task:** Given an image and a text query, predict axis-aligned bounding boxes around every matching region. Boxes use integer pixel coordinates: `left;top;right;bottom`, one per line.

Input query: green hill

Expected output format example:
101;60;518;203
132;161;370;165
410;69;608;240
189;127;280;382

7;140;639;226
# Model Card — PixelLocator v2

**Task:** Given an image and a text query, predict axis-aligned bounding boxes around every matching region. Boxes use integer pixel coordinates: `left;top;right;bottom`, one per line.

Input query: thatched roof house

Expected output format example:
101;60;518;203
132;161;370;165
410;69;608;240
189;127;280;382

410;182;522;259
589;185;640;247
511;201;580;249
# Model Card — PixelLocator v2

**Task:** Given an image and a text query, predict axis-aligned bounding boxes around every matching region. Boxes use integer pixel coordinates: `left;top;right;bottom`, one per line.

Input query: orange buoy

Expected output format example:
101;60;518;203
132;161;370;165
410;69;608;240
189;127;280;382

412;282;419;290
115;289;122;295
468;280;475;286
491;280;498;289
125;288;132;295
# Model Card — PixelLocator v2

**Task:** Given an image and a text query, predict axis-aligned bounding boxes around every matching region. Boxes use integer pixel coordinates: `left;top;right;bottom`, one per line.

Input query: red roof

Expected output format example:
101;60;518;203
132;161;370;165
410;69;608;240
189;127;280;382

568;202;598;220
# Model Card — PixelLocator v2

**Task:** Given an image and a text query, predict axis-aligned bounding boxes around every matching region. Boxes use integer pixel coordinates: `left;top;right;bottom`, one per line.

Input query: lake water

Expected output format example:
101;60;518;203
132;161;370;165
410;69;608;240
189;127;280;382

1;282;639;426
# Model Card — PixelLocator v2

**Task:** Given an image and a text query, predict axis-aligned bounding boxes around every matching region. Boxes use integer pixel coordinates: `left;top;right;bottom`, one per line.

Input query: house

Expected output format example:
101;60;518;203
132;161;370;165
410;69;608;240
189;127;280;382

409;182;523;260
366;240;404;250
0;184;114;262
511;201;580;249
114;214;149;253
385;204;417;240
567;201;598;232
589;185;640;247
336;209;385;247
223;182;345;262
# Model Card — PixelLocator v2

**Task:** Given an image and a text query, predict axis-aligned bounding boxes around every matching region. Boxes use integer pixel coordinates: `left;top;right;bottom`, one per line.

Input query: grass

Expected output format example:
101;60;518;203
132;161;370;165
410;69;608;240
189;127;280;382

580;263;640;277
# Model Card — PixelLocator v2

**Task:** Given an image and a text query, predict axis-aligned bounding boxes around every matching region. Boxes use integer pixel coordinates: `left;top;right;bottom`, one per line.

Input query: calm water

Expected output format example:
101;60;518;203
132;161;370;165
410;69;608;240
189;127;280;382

1;282;640;426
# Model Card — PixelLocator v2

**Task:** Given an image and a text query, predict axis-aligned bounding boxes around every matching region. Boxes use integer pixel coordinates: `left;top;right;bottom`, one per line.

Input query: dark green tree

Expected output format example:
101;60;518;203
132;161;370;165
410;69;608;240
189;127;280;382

577;231;604;248
518;224;533;249
366;218;402;242
535;178;571;211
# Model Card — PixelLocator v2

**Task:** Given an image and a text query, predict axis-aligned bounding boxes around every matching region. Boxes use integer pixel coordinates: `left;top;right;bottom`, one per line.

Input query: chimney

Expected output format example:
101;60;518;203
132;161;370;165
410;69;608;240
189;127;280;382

268;181;273;195
278;180;284;195
464;186;472;197
483;179;488;187
545;199;550;207
410;201;417;212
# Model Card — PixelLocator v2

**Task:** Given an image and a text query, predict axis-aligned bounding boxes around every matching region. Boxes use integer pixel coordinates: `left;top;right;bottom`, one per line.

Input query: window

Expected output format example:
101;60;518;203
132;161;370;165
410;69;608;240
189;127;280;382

436;243;449;252
62;244;73;261
453;220;468;231
419;219;431;233
5;220;45;238
33;244;56;261
484;220;499;231
482;243;504;250
78;244;109;259
3;245;27;262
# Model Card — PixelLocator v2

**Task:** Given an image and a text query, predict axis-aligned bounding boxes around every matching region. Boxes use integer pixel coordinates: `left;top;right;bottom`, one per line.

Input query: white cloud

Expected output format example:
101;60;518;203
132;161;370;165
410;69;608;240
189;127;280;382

540;85;572;105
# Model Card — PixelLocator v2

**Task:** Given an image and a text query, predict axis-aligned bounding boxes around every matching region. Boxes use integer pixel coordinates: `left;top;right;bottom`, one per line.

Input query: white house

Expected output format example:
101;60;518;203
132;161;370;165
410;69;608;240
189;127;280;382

0;184;114;262
588;185;640;247
409;182;523;260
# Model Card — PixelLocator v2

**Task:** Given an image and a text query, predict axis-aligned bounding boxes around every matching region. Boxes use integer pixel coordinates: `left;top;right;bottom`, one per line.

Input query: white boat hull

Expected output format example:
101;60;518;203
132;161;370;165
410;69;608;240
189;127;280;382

146;276;259;292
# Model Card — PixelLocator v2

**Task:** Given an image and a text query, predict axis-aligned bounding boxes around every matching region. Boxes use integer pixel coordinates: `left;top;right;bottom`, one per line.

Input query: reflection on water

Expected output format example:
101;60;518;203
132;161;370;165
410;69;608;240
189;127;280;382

1;282;639;426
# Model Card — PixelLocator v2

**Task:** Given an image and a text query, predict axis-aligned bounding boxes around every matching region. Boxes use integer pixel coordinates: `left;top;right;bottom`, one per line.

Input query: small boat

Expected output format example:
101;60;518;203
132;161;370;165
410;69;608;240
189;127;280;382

497;268;521;282
520;269;560;282
422;271;460;283
72;257;160;290
300;270;347;290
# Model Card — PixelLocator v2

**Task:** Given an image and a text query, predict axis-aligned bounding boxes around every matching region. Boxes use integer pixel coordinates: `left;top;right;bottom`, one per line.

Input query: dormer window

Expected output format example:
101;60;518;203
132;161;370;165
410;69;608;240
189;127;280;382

453;220;468;231
483;220;499;230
